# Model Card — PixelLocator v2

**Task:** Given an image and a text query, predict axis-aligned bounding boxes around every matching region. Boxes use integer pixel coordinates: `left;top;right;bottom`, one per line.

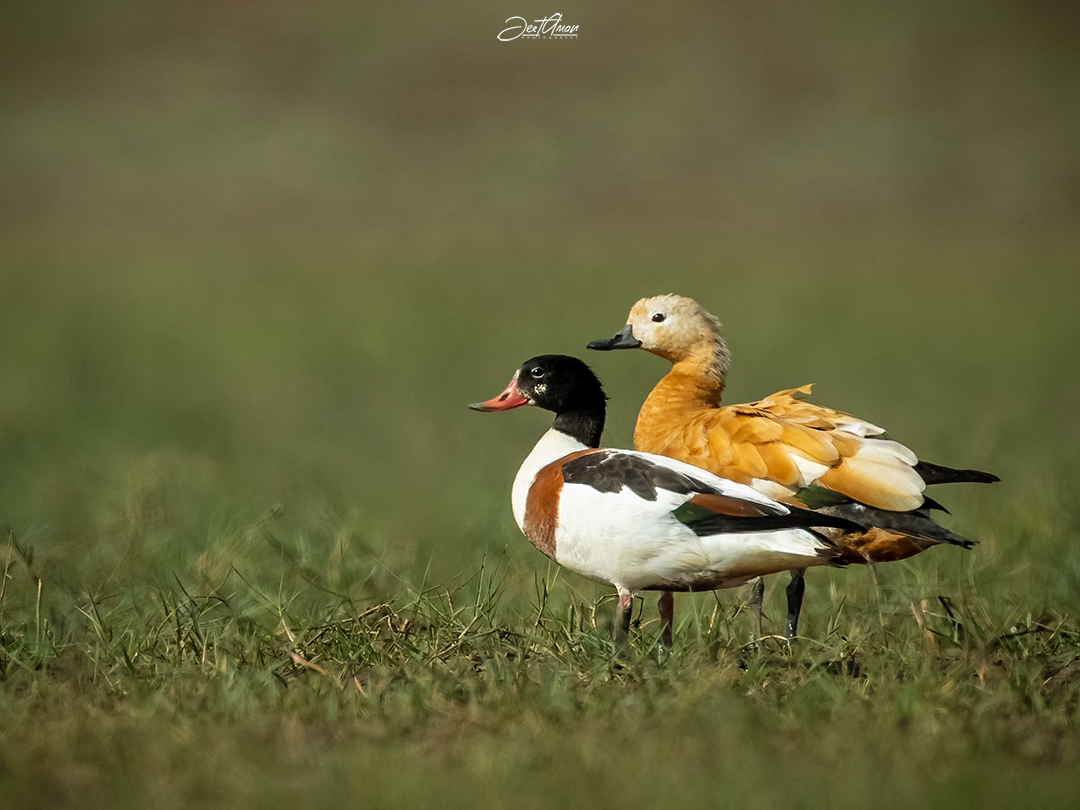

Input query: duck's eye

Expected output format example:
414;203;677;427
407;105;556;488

652;312;666;323
530;367;545;379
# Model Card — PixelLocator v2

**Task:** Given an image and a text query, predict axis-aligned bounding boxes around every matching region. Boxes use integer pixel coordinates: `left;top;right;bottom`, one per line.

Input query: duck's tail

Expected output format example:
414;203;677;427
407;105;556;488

915;460;999;487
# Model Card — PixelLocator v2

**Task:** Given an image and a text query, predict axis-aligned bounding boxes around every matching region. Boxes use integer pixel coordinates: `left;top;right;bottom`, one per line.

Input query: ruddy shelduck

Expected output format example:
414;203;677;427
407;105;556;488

470;354;862;644
589;294;998;643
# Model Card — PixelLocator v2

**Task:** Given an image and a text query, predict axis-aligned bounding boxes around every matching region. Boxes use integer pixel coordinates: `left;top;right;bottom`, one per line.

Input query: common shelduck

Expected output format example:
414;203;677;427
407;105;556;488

589;294;999;641
469;354;863;645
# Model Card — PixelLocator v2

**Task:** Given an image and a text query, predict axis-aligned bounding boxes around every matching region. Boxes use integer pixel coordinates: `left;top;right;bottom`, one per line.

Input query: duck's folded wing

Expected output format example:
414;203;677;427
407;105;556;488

560;449;862;536
639;386;927;512
561;448;780;508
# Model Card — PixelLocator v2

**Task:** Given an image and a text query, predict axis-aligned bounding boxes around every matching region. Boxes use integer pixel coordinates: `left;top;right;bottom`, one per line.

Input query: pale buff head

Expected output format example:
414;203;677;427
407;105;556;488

624;294;730;371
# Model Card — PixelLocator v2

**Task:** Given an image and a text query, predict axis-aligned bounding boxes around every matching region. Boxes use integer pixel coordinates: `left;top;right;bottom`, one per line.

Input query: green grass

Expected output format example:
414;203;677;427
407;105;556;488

2;233;1078;809
2;2;1080;808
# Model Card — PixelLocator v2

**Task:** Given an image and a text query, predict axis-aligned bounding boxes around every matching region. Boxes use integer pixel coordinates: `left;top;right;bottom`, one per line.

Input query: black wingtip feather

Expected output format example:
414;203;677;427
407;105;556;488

823;502;978;548
916;460;1000;486
786;504;864;534
681;503;863;538
921;496;950;514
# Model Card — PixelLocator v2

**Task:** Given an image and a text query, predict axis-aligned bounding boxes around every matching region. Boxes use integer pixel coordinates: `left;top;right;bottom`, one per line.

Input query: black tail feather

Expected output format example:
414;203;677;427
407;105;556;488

921;495;950;514
916;460;999;486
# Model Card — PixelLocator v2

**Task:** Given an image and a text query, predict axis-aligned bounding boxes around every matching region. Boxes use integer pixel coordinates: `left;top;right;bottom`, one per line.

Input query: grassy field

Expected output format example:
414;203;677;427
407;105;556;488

2;2;1080;808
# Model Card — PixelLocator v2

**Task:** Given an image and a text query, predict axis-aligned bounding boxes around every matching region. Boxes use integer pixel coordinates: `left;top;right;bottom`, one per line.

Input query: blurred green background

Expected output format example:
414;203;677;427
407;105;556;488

2;0;1079;608
2;1;1080;807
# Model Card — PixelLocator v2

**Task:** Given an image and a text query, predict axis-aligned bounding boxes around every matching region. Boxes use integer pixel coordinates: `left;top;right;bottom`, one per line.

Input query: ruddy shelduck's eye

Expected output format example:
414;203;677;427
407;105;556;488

530;367;545;379
652;312;666;323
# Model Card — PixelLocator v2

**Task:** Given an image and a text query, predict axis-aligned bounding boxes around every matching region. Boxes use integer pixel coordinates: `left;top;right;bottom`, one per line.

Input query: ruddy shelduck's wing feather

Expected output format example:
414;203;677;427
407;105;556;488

703;423;734;466
755;441;801;487
634;384;928;512
818;456;925;512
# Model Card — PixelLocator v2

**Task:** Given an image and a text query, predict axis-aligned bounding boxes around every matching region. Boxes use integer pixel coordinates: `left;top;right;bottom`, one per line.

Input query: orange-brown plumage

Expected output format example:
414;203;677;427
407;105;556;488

833;528;940;565
637;380;928;518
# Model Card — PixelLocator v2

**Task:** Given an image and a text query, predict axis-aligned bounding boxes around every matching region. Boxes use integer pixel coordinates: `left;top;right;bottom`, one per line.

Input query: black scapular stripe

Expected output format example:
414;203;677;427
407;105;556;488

561;451;704;501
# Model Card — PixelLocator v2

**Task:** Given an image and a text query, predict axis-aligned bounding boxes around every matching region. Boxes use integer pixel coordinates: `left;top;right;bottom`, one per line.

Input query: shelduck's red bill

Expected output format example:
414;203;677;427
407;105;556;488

469;379;529;412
